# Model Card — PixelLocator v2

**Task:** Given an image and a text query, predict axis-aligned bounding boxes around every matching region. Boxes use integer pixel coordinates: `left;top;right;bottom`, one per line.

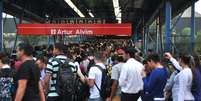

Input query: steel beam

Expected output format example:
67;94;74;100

165;1;172;52
156;17;160;53
190;0;195;53
159;11;163;54
171;12;184;32
144;26;148;56
0;1;3;51
146;1;164;26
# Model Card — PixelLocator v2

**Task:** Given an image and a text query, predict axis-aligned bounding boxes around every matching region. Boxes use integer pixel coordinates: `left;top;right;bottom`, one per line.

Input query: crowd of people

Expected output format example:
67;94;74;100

0;41;201;101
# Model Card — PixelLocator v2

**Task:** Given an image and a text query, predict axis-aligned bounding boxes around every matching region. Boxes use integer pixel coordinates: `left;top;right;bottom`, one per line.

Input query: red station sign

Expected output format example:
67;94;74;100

17;24;132;36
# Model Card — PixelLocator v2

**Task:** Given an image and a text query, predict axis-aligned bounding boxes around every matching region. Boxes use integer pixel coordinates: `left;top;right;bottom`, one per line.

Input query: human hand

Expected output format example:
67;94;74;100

164;52;172;60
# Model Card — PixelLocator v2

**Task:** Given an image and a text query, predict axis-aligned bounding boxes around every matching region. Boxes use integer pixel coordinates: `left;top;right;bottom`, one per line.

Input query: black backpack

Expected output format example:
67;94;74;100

54;59;79;97
94;65;112;100
87;59;95;73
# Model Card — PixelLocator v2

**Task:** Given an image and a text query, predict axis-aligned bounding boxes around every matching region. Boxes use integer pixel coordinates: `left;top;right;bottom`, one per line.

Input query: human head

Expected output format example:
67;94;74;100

0;52;10;67
36;56;48;70
94;51;105;63
143;60;152;75
53;43;65;56
147;49;153;55
117;48;125;57
178;54;191;68
17;43;33;59
123;47;136;60
147;54;161;69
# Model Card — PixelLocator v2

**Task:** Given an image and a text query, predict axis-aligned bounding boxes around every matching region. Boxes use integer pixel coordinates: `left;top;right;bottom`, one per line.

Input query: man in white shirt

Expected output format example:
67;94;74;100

88;52;106;101
119;47;144;101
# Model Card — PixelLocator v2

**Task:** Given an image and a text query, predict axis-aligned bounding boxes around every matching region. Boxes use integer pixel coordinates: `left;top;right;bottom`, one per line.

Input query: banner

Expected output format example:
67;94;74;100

17;24;132;36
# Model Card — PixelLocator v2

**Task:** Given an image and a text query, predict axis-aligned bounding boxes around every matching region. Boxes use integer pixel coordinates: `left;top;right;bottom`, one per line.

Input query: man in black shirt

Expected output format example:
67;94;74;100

15;43;45;101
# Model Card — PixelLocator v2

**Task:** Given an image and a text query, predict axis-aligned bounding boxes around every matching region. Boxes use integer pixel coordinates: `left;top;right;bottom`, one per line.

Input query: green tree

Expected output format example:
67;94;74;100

195;31;201;53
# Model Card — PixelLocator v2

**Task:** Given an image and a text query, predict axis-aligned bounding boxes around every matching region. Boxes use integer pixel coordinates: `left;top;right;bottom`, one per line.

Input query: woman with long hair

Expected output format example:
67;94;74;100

172;55;195;101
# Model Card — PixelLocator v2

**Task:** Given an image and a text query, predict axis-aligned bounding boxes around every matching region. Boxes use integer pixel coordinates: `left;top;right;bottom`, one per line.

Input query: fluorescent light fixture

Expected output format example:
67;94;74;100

3;13;13;18
64;0;85;17
88;10;94;17
89;12;94;17
113;0;122;23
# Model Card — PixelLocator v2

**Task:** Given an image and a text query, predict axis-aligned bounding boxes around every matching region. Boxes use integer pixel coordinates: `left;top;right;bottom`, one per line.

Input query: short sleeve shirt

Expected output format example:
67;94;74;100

111;63;124;95
88;63;106;99
111;63;124;80
16;60;40;101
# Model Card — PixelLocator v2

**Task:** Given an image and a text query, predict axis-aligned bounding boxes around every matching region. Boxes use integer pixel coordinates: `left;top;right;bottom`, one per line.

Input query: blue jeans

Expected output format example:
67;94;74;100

88;97;102;101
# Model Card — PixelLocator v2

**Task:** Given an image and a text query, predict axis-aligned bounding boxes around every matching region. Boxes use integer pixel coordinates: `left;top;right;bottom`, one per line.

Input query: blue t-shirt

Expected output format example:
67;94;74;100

143;67;168;100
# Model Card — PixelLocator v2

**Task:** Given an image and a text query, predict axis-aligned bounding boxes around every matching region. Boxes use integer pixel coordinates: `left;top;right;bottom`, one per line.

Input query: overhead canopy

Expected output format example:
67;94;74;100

3;0;199;29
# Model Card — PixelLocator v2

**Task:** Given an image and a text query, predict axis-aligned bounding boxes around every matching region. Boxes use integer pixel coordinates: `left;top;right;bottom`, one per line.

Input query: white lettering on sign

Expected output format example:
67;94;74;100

50;29;93;35
75;29;93;35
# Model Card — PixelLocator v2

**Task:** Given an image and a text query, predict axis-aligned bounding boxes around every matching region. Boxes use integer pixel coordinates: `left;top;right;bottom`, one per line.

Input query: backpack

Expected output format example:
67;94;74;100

87;59;95;74
94;65;112;100
54;59;79;97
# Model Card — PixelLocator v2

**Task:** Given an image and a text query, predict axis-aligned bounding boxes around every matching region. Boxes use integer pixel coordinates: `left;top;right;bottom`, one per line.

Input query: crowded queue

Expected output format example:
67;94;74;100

0;42;200;101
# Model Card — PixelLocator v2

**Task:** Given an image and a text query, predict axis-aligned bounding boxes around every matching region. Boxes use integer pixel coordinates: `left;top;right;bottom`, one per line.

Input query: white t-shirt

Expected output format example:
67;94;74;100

119;58;144;94
88;63;106;99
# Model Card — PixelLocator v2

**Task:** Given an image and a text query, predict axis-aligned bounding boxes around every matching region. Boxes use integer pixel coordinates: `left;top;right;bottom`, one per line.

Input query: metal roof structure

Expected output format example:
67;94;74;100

2;0;199;25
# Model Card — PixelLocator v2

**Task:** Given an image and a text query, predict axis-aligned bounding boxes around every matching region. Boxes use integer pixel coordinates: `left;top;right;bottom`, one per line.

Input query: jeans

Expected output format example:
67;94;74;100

88;97;102;101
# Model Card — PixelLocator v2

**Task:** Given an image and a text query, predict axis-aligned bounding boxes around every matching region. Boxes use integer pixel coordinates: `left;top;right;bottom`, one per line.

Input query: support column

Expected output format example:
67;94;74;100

190;0;195;53
165;0;172;52
156;17;160;53
159;12;163;54
144;26;148;56
0;1;3;51
143;27;146;55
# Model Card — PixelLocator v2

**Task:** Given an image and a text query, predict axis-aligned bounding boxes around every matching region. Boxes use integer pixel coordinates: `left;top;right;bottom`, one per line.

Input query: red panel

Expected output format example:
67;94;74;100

17;24;132;36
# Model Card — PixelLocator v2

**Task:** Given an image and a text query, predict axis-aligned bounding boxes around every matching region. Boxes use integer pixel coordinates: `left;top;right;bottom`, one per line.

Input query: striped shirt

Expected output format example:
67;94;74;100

46;55;67;97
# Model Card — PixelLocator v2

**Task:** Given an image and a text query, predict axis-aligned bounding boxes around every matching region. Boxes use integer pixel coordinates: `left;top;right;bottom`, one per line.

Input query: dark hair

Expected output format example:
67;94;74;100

0;52;10;64
147;54;160;63
193;55;201;70
179;54;191;66
94;51;105;61
37;56;48;64
148;49;153;52
124;47;136;58
18;43;33;56
54;43;65;53
111;55;118;62
143;60;147;65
